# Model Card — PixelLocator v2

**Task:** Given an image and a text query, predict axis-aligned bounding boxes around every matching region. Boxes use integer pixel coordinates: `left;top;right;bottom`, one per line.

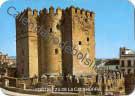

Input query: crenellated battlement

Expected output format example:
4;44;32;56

33;9;38;17
39;8;48;16
49;6;54;14
39;7;62;16
16;6;95;79
16;6;94;20
24;8;38;17
63;6;95;18
16;8;39;20
76;7;81;14
56;7;62;15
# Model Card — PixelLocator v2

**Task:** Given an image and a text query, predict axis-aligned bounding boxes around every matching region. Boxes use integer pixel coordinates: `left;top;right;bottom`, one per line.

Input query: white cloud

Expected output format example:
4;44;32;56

0;0;8;7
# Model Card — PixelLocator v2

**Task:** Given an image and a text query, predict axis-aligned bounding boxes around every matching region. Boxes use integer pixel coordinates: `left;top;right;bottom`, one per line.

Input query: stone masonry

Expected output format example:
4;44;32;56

16;6;95;78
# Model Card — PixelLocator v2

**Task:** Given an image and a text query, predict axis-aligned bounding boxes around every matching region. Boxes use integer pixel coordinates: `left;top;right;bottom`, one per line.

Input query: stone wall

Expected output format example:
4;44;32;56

124;74;135;95
16;6;95;78
16;8;39;78
38;7;62;76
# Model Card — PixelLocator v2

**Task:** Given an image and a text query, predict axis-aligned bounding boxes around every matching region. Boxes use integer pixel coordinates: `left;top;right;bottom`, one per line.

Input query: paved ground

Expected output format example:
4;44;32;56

1;88;39;96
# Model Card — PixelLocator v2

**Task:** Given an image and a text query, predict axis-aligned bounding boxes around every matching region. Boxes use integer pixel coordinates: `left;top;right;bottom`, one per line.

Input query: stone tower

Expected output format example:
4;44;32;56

38;7;62;76
16;8;39;78
16;6;95;78
62;7;95;76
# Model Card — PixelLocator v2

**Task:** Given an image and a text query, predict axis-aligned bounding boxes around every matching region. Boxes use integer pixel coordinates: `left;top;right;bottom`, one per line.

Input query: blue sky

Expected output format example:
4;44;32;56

0;0;134;58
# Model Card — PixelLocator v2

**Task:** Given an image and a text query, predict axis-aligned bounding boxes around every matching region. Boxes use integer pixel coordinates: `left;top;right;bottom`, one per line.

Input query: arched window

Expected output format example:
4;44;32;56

55;49;58;54
79;41;82;45
87;37;89;42
127;60;131;67
121;60;125;67
50;28;52;33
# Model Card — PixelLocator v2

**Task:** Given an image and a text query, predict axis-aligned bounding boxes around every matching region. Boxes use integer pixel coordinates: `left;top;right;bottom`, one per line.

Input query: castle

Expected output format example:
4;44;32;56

16;6;95;78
